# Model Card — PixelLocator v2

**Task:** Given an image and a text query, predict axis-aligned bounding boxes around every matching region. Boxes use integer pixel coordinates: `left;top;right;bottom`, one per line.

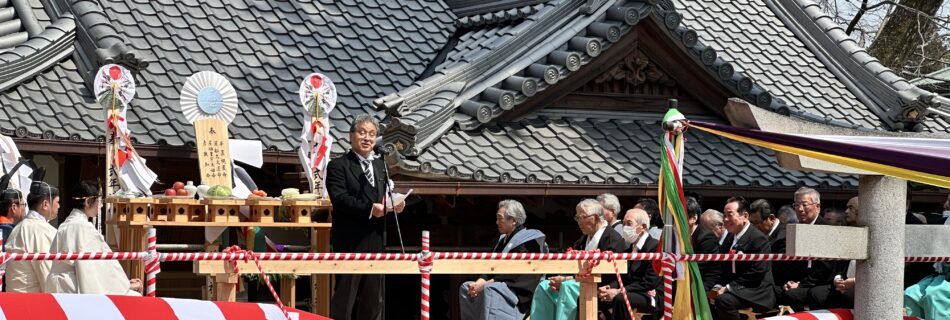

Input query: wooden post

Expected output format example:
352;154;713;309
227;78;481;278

127;225;147;282
280;276;296;308
578;275;601;320
311;228;332;315
214;273;239;302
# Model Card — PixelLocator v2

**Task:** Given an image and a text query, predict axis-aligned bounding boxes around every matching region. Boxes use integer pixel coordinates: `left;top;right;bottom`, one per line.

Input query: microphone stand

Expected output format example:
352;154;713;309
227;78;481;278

378;146;406;254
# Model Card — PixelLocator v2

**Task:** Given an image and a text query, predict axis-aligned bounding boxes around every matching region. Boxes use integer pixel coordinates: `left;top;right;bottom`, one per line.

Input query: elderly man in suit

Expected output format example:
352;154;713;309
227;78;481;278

598;208;661;319
712;197;776;320
326;114;405;320
530;199;627;320
460;199;547;319
780;187;835;311
686;197;720;291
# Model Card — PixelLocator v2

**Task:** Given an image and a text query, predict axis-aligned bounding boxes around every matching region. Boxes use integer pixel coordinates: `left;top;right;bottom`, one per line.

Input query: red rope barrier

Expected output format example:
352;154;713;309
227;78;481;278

222;246;289;320
3;252;947;262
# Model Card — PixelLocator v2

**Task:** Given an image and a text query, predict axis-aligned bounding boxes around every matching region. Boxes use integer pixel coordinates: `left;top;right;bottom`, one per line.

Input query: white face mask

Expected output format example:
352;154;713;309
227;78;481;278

621;225;639;243
942;210;950;218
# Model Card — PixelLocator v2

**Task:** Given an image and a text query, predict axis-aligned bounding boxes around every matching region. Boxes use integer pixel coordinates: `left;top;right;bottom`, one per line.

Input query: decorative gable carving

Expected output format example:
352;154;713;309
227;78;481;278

580;49;677;96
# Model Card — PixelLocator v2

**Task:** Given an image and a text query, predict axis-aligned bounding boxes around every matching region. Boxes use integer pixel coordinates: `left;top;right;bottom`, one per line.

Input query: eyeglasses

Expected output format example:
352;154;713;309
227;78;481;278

353;129;377;139
793;202;816;209
574;214;595;222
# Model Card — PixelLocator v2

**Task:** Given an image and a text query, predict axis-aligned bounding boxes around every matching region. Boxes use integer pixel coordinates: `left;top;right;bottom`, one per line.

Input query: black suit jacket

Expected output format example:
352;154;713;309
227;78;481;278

794;217;836;288
571;227;629;288
325;150;388;252
616;236;661;294
768;223;798;287
692;228;721;291
717;224;776;310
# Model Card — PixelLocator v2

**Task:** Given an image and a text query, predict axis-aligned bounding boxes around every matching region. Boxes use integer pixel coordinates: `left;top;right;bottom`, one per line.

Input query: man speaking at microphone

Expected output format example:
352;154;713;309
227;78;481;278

326;114;405;320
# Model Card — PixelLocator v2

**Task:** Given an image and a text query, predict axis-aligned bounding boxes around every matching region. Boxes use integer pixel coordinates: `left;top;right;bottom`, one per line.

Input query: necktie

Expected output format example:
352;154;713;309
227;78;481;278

362;159;375;187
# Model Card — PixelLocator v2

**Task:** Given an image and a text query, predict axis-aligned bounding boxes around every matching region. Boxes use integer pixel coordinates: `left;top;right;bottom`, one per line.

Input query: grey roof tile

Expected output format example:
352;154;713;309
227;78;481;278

0;0;456;152
403;114;856;187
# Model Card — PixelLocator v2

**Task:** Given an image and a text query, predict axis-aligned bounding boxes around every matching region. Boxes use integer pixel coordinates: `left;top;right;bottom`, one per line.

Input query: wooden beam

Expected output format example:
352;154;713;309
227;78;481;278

195;259;627;275
125;221;332;229
12;138;301;164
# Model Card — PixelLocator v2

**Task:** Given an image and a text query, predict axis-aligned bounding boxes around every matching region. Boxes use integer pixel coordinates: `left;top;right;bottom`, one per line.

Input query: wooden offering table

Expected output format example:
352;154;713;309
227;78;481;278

111;198;333;314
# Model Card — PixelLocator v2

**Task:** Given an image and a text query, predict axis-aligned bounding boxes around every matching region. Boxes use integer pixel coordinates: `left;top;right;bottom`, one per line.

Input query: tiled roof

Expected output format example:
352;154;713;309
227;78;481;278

385;0;947;186
1;0;456;152
399;112;856;187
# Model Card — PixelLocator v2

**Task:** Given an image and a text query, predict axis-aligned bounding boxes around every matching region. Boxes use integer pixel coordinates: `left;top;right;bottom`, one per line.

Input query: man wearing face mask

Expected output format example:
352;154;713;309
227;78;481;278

598;208;660;319
5;168;58;292
530;199;627;320
459;199;547;320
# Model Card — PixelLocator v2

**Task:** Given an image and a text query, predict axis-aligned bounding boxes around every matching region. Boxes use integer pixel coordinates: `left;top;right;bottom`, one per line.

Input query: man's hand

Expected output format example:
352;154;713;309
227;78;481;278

129;278;143;293
599;288;620;302
784;281;799;290
394;200;406;213
834;278;855;293
371;203;386;218
468;279;488;297
716;286;727;296
548;276;566;292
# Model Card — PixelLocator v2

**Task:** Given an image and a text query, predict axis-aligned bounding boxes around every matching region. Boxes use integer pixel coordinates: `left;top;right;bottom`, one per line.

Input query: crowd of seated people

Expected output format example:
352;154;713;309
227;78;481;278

459;188;950;319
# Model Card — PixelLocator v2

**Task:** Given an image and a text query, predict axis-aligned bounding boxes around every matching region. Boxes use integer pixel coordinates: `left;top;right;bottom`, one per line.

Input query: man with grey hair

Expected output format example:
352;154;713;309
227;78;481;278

597;193;624;237
781;187;834;311
530;199;627;319
460;199;546;319
326;114;404;320
700;209;728;251
599;208;661;319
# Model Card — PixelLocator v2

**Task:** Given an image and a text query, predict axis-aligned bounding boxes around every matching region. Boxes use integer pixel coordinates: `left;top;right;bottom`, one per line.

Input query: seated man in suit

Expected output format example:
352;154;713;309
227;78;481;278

598;208;661;319
687;197;720;291
460;199;547;320
780;188;834;311
806;196;859;310
712;197;776;320
747;199;792;296
530;199;628;320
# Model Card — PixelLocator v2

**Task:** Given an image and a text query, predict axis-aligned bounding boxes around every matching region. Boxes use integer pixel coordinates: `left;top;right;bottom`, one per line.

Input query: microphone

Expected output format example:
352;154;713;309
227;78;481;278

373;144;387;156
373;140;405;253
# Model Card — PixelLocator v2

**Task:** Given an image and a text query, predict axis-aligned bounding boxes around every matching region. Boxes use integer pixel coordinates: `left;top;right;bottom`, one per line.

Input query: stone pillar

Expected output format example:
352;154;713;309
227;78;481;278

854;175;906;320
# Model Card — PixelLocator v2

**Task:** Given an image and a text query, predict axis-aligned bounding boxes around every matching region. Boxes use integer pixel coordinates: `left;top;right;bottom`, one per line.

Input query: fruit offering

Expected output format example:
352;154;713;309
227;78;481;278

249;189;267;198
281;188;300;198
164;181;190;197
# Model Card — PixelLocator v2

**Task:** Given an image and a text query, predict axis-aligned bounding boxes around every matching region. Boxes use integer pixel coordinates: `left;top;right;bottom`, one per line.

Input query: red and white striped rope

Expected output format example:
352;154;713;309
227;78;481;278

419;231;432;320
144;228;159;297
222;246;289;320
2;252;948;262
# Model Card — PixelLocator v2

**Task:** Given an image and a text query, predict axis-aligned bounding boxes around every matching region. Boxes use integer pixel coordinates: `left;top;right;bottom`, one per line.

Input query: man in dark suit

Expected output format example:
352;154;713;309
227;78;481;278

601;208;661;319
530;199;628;318
712;197;776;320
780;188;835;311
748;199;794;290
325;115;404;320
686;197;720;291
460;199;546;319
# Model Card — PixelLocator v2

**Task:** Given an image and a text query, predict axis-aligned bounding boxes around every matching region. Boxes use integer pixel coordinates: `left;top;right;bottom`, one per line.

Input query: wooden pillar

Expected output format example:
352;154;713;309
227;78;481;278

311;228;332;315
578;275;601;320
280;276;296;308
214;273;239;302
